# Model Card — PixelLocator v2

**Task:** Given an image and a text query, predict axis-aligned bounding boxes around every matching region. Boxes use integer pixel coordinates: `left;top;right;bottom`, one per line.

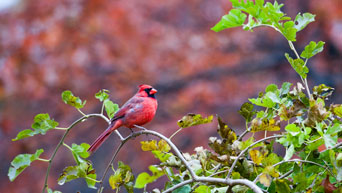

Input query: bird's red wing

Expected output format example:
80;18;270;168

110;96;143;122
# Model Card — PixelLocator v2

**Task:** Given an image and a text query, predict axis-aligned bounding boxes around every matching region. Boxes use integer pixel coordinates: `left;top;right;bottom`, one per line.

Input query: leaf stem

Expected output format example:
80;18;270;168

226;135;285;179
54;127;68;130
77;108;87;116
169;127;183;139
41;113;113;193
37;158;50;162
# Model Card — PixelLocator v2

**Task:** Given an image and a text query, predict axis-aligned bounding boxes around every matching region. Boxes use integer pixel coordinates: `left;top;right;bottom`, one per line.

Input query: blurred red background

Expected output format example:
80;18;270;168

0;0;341;192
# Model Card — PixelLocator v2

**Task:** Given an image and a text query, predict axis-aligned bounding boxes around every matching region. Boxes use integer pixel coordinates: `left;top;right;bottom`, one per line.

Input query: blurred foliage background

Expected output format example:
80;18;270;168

0;0;341;192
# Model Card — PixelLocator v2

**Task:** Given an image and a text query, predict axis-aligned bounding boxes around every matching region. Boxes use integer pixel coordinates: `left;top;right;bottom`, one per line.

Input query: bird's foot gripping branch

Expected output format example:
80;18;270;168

8;0;342;193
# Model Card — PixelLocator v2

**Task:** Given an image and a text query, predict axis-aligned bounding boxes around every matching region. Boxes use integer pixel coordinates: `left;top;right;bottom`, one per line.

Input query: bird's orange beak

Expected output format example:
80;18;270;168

150;88;157;94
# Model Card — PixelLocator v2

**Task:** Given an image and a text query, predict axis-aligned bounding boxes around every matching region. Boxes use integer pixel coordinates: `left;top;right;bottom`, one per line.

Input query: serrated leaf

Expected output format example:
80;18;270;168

211;9;247;32
134;165;164;188
300;41;325;59
280;82;292;96
141;140;158;151
70;143;90;164
285;124;300;136
12;129;36;141
262;153;281;166
323;134;337;149
251;118;280;132
61;90;86;109
95;89;109;102
285;53;308;79
13;113;59;141
239;102;255;122
239;137;254;150
313;84;334;99
8;149;44;181
104;99;119;119
265;84;278;93
326;123;342;135
58;161;97;189
294;13;315;31
331;104;342;118
282;21;297;41
177;114;213;128
109;161;134;191
157;140;171;152
249;149;264;165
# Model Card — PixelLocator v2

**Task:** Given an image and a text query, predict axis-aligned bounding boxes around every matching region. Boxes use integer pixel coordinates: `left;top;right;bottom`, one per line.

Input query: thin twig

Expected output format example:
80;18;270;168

226;135;285;179
169;127;183;139
253;159;335;183
238;129;249;141
97;143;125;193
95;127;262;193
41;113;112;193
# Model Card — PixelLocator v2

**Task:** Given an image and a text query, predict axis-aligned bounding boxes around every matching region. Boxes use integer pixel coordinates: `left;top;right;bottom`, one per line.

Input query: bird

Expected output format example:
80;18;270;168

88;84;158;153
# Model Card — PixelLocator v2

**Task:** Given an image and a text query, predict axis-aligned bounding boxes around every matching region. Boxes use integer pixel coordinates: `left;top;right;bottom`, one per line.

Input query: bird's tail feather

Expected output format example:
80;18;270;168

88;121;121;153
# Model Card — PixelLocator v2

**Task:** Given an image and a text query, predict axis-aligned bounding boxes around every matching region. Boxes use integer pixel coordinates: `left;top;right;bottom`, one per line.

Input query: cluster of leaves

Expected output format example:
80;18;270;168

8;1;342;193
8;89;120;191
212;0;324;80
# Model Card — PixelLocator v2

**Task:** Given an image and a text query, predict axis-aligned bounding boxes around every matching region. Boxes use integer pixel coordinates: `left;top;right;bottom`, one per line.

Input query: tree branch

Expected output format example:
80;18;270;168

42;113;112;193
253;159;335;183
227;135;285;179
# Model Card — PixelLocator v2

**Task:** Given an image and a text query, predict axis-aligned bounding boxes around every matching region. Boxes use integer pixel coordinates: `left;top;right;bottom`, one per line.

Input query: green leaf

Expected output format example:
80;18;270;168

69;143;90;164
108;161;134;191
282;21;297;41
284;144;294;161
326;123;342;135
331;104;342;118
265;84;278;93
95;89;109;102
13;113;59;141
262;153;281;166
294;13;315;31
104;99;119;119
323;134;337;149
239;102;255;122
313;84;334;99
285;53;308;79
194;185;211;193
274;179;291;193
134;165;164;188
12;129;36;141
177;114;213;128
285;124;300;136
300;41;325;59
8;149;44;181
280;82;292;96
173;185;191;193
61;90;86;109
211;9;247;32
239;137;254;150
47;188;62;193
58;161;97;189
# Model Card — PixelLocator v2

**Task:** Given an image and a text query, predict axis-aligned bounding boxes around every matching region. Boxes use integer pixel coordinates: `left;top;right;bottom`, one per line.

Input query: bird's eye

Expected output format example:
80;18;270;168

144;88;152;93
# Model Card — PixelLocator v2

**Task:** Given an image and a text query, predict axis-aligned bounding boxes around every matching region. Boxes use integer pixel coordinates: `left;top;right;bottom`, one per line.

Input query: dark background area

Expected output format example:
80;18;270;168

0;0;341;192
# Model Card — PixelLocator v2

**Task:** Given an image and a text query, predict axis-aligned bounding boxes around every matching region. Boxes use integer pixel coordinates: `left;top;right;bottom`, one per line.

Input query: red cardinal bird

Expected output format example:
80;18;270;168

88;84;158;153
